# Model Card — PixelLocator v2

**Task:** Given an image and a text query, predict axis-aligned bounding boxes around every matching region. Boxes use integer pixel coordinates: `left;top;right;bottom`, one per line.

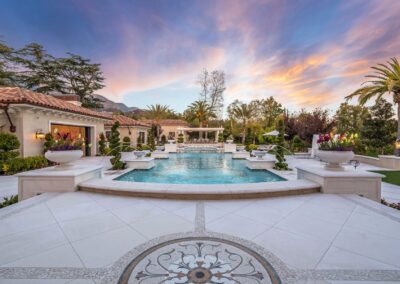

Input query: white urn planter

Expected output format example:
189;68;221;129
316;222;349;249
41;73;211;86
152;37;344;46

168;139;176;144
226;139;234;144
236;145;245;152
45;150;83;167
133;151;146;159
253;150;267;160
317;150;354;170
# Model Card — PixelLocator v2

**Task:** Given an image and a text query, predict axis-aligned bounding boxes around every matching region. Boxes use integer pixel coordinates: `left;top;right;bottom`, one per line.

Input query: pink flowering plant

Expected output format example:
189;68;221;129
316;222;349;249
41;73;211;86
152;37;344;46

317;133;357;151
49;133;84;151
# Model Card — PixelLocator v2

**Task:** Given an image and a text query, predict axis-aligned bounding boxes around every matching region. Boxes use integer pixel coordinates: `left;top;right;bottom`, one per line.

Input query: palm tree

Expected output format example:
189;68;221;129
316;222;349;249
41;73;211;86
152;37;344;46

346;57;400;142
146;104;171;140
228;100;256;144
186;100;216;127
185;100;216;139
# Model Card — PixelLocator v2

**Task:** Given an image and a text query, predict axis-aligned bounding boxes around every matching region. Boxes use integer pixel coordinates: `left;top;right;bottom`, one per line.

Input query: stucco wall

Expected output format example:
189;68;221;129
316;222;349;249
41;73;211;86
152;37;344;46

0;106;107;157
105;126;149;146
160;125;180;140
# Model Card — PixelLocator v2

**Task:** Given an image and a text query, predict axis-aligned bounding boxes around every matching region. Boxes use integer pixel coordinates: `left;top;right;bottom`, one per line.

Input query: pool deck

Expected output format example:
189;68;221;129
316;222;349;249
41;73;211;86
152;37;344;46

0;190;400;283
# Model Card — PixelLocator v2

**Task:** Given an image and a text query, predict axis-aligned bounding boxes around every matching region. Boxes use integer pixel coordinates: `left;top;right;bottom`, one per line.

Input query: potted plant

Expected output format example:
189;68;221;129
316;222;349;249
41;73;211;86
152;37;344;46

316;133;357;169
226;135;234;144
44;133;84;167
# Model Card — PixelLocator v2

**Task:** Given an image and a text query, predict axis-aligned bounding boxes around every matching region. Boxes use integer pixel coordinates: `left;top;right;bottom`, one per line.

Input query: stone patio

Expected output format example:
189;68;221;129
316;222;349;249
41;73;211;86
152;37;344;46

0;156;400;283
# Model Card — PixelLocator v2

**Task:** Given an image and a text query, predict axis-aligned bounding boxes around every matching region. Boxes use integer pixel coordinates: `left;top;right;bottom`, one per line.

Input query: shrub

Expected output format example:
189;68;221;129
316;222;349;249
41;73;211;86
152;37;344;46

0;133;20;152
177;133;184;143
98;132;106;155
0;195;18;208
291;135;309;152
122;136;131;151
2;156;48;175
218;132;224;143
141;145;151;151
161;135;166;144
246;144;258;152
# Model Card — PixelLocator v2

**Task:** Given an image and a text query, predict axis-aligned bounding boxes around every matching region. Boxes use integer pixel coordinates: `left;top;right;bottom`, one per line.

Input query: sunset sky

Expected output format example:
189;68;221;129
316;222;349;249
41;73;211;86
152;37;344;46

1;0;400;113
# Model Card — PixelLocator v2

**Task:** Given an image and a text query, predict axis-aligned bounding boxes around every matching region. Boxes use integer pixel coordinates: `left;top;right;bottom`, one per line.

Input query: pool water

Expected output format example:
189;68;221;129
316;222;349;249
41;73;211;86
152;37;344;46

115;153;285;184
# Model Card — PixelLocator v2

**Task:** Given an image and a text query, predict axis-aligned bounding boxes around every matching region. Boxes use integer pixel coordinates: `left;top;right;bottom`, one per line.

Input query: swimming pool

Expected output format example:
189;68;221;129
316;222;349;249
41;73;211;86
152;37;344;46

115;153;285;184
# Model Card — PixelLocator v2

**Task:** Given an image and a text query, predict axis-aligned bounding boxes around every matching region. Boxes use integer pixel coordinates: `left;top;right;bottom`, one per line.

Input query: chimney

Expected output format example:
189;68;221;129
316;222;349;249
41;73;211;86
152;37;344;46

49;92;82;106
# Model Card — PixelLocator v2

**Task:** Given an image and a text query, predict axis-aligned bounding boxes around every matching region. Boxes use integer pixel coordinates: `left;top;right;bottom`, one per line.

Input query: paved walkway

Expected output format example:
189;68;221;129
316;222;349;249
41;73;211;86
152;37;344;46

0;191;399;283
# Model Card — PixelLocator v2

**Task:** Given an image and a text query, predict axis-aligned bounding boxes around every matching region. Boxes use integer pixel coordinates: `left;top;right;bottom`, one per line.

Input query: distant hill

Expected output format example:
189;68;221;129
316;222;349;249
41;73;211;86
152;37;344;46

93;94;144;114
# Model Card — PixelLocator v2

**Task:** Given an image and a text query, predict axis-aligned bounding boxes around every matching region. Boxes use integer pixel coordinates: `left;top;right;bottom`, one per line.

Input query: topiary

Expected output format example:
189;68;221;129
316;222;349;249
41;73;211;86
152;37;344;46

177;133;184;143
98;132;106;155
43;133;55;153
109;122;125;170
274;119;289;170
148;130;155;150
122;136;131;151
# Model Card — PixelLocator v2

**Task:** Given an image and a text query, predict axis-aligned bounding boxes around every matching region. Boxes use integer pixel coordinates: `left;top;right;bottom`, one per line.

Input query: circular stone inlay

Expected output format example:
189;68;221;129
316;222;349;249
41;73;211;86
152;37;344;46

118;237;281;284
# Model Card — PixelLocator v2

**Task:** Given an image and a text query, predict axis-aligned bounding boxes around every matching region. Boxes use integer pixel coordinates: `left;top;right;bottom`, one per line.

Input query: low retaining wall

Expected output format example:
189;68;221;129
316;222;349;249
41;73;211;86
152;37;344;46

355;155;400;170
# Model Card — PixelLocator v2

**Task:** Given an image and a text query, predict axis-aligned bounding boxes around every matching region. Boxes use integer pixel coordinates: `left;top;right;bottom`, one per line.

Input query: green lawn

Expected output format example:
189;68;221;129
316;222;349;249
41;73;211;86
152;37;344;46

371;170;400;186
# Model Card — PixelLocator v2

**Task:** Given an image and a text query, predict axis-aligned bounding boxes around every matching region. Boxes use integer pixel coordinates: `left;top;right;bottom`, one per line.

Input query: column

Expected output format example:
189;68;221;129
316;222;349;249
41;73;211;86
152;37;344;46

215;130;219;142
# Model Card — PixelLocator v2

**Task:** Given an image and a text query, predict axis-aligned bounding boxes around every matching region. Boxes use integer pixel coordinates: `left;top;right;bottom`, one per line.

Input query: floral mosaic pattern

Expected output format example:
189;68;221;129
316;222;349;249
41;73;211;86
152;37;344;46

118;237;281;284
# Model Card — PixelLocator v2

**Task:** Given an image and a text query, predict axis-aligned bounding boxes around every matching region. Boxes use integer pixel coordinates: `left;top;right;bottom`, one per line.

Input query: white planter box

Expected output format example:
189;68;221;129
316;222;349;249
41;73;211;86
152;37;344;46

317;150;354;169
45;150;83;166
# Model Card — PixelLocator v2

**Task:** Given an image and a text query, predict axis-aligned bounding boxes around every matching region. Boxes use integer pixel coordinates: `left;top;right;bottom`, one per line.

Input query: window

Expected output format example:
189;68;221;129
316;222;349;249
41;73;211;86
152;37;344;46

138;132;145;144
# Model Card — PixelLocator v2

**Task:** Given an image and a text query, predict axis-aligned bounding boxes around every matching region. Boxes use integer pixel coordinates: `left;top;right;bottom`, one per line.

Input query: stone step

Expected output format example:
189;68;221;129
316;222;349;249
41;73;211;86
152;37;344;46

79;179;320;200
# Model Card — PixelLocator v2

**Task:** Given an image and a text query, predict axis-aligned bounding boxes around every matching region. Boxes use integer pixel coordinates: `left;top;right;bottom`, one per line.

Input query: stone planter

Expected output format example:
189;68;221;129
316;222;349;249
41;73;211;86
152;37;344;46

253;150;267;160
226;139;234;144
168;140;176;144
133;151;146;159
155;146;165;151
45;150;83;167
317;150;354;169
237;146;245;152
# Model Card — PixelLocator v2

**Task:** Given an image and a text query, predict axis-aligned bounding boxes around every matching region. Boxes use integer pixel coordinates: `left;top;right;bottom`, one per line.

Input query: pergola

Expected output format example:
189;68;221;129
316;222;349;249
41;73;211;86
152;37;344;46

177;127;224;143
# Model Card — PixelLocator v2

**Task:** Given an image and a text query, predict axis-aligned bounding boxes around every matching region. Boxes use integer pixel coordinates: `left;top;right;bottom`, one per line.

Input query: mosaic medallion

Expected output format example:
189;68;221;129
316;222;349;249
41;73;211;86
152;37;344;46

118;237;281;284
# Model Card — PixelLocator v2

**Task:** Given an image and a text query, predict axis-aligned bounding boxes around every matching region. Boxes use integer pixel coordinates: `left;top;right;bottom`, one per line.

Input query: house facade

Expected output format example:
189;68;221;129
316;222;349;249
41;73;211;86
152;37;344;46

105;115;151;146
141;119;189;141
0;87;112;157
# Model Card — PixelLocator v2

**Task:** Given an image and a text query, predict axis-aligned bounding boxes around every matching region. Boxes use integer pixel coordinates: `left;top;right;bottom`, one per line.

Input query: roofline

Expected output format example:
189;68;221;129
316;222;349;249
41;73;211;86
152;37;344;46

4;101;113;120
5;102;113;121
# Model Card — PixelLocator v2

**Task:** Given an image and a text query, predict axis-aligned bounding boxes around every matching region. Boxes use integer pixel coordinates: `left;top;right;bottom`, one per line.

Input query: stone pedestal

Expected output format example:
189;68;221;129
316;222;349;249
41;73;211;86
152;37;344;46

17;165;102;201
224;143;236;153
296;165;383;202
125;157;155;169
165;144;177;153
246;157;275;169
151;151;169;159
232;151;250;159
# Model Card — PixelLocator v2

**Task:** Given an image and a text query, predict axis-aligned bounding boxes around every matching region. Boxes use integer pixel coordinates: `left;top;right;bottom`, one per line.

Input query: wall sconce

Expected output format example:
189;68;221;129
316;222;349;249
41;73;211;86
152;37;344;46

35;129;46;139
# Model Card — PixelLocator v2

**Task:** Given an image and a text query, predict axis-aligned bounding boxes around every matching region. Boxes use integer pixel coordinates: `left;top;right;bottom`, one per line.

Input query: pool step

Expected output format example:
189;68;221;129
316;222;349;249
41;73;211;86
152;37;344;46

79;179;321;200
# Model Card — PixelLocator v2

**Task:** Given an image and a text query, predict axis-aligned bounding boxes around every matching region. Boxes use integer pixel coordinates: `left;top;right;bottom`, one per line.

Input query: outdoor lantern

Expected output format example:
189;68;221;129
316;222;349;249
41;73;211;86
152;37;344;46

35;129;46;139
396;139;400;156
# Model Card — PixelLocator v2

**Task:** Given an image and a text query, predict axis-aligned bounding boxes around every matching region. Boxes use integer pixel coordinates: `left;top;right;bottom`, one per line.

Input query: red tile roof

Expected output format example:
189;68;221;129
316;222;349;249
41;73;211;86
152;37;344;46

141;119;189;126
106;115;150;127
0;87;112;120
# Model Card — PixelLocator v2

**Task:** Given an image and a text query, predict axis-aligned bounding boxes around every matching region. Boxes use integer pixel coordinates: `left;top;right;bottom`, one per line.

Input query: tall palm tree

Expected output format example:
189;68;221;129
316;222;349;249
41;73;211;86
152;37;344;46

146;104;171;140
346;57;400;141
228;100;255;144
186;100;216;139
186;100;216;127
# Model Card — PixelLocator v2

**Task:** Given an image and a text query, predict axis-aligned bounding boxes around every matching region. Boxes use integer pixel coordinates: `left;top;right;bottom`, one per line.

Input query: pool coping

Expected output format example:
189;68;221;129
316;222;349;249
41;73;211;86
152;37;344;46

78;176;321;200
